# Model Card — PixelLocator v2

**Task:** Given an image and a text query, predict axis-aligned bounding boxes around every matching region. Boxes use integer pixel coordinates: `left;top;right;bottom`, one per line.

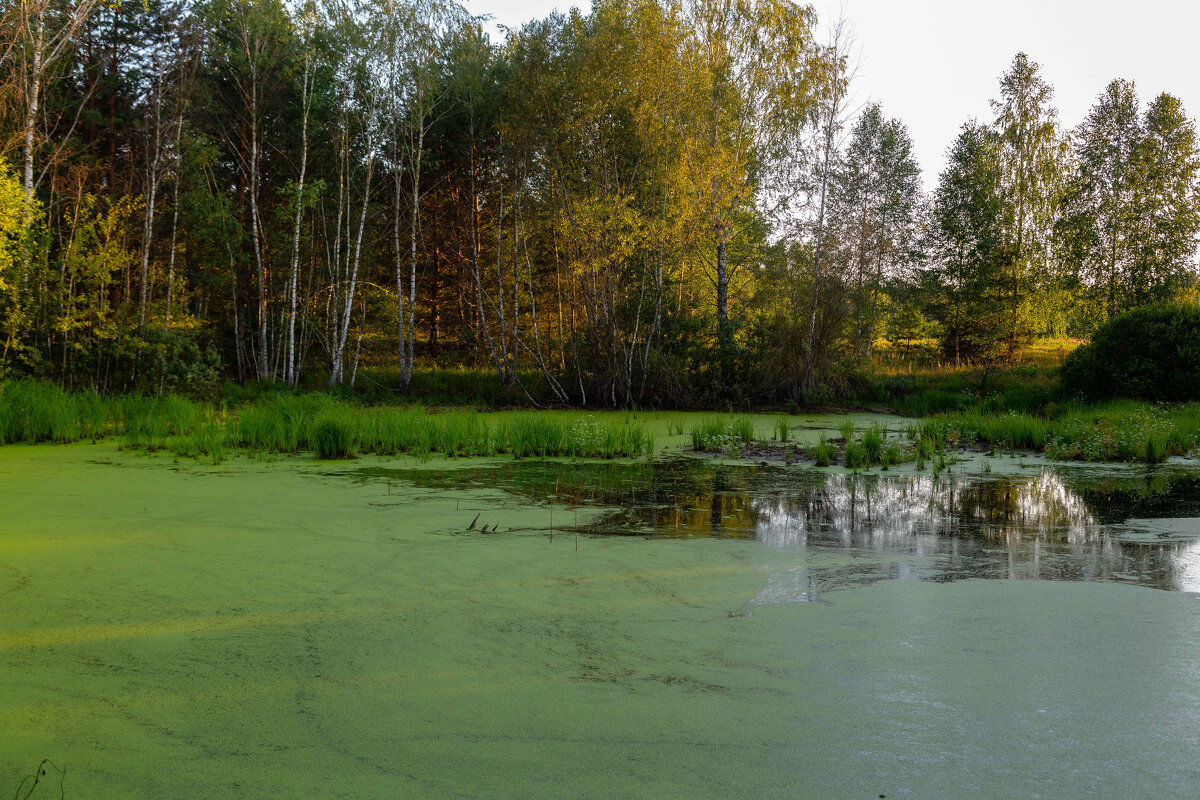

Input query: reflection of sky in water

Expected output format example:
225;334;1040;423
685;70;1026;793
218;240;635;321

1172;540;1200;593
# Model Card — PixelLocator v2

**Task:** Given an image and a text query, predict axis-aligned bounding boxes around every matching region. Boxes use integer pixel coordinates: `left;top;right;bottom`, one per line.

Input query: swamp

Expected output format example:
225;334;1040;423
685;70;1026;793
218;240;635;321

4;411;1200;797
7;0;1200;795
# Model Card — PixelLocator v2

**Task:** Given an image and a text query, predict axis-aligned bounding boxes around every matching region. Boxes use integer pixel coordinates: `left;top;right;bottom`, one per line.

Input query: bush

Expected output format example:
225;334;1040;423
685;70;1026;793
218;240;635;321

1062;304;1200;402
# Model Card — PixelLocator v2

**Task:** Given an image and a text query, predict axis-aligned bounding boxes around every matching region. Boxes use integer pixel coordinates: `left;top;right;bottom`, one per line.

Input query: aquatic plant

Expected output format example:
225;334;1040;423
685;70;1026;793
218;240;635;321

843;440;869;469
861;424;884;463
0;380;82;443
312;414;356;459
690;417;756;452
885;443;903;465
812;436;833;467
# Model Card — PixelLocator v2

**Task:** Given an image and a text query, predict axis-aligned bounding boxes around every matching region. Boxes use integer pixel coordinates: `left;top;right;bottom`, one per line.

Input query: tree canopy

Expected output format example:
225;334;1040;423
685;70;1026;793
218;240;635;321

1;2;1198;401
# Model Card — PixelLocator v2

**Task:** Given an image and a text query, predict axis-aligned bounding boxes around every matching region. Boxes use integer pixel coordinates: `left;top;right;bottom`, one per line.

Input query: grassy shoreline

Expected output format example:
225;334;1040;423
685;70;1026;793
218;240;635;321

4;377;1200;467
0;380;654;462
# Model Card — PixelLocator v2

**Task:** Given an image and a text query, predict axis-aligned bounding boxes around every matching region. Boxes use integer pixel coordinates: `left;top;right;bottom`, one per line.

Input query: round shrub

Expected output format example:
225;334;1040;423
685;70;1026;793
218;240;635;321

311;414;356;459
1062;303;1200;401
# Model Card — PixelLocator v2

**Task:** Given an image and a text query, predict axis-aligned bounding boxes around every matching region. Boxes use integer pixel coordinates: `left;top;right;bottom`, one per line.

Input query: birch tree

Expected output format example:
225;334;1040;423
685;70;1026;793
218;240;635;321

1131;92;1200;305
285;0;319;385
325;0;380;386
1057;79;1142;318
12;0;103;278
210;0;293;379
676;0;822;353
385;0;464;390
991;52;1066;353
800;17;850;390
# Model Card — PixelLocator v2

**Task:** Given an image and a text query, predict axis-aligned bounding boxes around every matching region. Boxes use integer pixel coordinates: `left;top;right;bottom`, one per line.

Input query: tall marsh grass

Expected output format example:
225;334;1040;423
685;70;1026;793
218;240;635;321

931;401;1200;463
0;380;85;444
0;380;652;462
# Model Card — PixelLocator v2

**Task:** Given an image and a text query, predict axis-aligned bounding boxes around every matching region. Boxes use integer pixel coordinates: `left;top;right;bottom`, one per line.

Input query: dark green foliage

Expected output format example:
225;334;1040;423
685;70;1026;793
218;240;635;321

132;329;224;399
1062;303;1200;401
1057;84;1200;318
921;122;1012;364
884;365;1060;417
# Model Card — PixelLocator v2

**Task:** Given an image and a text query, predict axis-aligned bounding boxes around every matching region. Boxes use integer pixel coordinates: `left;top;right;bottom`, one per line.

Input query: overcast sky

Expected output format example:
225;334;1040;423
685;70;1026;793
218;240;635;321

465;0;1200;189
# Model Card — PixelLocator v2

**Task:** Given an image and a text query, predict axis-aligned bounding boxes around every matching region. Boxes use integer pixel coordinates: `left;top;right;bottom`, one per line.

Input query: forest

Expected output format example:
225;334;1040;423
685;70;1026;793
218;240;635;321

2;0;1199;407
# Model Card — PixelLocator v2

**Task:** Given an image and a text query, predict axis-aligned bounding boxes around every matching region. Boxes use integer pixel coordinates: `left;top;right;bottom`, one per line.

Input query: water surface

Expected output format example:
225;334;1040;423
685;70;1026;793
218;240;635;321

3;445;1200;798
365;456;1200;594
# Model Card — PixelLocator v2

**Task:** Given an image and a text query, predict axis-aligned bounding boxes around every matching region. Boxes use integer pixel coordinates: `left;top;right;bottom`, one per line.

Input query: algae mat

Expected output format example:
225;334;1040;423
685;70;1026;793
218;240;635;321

3;444;1200;798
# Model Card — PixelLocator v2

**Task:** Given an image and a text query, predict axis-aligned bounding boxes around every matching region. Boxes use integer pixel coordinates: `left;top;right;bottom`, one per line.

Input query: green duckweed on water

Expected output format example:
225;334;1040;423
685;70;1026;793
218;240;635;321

4;441;1200;797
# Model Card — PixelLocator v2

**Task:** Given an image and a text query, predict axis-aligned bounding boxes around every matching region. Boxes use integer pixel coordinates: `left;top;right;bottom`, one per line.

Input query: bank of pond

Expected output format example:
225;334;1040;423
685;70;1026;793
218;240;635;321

2;379;1199;466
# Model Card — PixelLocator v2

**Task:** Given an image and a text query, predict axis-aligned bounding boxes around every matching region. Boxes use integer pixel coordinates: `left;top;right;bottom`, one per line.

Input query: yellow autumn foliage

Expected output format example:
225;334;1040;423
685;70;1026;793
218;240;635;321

0;159;27;295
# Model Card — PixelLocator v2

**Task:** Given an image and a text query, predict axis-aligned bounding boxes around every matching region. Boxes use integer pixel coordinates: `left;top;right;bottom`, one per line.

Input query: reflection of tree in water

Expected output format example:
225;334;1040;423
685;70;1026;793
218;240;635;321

656;466;1197;593
351;458;1200;592
754;470;1098;548
750;469;1200;592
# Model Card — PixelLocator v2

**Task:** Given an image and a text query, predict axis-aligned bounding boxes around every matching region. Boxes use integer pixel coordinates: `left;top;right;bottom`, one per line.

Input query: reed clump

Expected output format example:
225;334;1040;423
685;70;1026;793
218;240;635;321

0;380;652;462
0;380;86;444
690;416;756;451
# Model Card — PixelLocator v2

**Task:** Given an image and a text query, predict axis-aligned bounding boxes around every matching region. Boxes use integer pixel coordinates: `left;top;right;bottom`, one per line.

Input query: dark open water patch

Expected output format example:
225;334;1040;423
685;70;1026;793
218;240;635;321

348;458;1200;593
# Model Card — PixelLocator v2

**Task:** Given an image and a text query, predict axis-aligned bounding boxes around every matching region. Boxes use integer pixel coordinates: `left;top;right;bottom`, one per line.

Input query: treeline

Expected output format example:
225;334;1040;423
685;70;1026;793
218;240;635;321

1;0;1198;405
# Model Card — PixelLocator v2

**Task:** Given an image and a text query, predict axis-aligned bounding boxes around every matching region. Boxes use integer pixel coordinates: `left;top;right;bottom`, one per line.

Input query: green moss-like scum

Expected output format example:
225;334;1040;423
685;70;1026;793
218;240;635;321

6;444;1200;797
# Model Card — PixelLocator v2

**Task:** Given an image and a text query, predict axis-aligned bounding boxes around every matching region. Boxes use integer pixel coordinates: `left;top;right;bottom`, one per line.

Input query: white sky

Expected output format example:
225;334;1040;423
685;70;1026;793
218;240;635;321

466;0;1200;189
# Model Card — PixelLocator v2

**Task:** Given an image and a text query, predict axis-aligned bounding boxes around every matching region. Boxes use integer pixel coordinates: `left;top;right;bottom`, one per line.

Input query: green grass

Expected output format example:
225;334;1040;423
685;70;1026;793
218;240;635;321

0;380;83;444
690;417;757;452
865;353;1065;417
6;377;1199;466
924;400;1200;464
0;380;653;463
813;435;834;467
808;422;916;470
843;440;869;469
917;412;1052;451
312;413;356;460
861;424;884;463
